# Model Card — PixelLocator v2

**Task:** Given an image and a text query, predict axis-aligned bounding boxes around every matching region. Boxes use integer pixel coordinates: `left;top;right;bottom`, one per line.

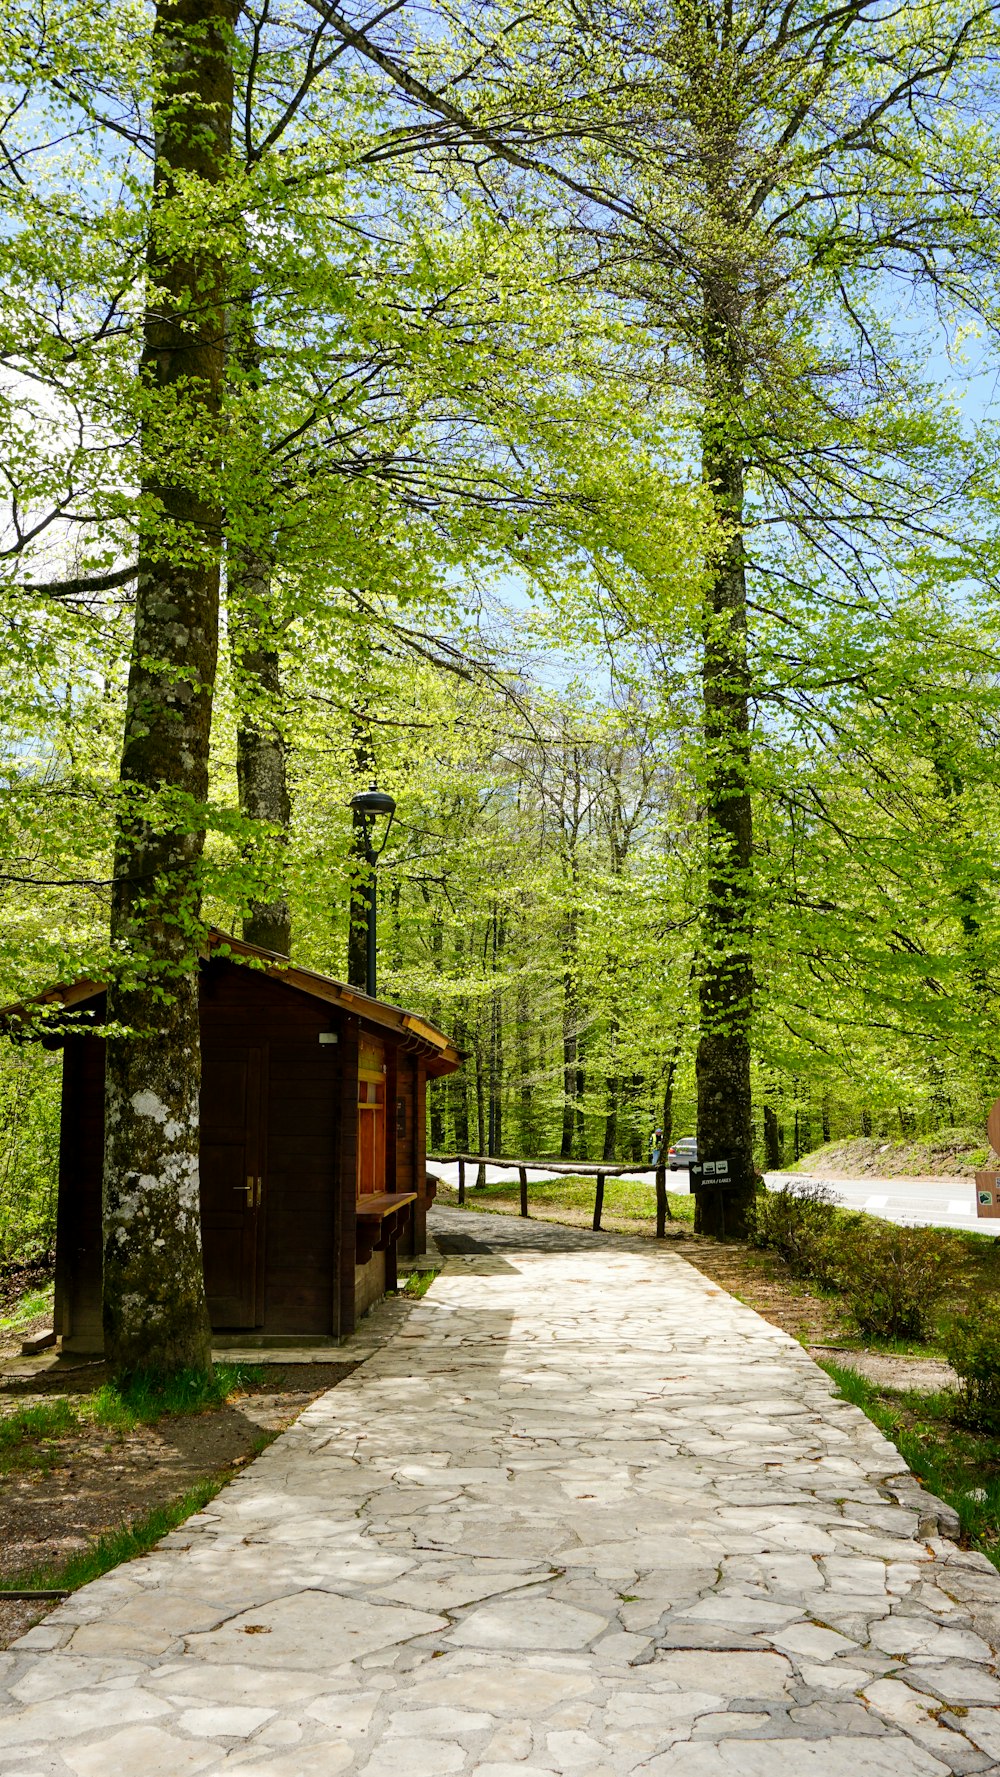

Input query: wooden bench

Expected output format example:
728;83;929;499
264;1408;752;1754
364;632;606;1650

355;1191;418;1265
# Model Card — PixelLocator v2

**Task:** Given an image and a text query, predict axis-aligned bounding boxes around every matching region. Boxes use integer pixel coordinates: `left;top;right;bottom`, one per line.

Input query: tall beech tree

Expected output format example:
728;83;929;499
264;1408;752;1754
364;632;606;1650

103;0;237;1372
326;0;1000;1234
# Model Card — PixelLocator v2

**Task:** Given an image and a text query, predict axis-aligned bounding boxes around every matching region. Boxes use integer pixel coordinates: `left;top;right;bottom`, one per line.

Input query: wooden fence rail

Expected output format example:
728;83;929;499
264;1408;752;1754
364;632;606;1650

427;1152;677;1238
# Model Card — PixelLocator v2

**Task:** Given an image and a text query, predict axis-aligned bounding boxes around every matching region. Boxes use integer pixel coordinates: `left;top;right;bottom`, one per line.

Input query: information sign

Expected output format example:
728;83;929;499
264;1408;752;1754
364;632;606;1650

976;1170;1000;1219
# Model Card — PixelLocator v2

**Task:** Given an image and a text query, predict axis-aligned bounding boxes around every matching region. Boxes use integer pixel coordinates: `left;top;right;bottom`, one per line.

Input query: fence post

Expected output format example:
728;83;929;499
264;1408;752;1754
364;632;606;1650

656;1165;667;1238
458;1157;465;1205
593;1172;605;1232
519;1165;528;1218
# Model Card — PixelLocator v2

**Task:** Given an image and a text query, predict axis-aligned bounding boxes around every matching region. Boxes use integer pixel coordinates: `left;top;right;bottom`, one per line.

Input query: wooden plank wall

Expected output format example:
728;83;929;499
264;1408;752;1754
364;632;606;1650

414;1057;427;1254
200;963;341;1337
337;1017;359;1335
57;1032;106;1351
51;963;436;1347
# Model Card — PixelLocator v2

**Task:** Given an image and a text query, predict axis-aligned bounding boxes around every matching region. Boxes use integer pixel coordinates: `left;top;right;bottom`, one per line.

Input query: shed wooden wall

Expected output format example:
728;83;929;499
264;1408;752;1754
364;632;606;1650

52;960;435;1349
200;962;341;1336
55;1031;106;1351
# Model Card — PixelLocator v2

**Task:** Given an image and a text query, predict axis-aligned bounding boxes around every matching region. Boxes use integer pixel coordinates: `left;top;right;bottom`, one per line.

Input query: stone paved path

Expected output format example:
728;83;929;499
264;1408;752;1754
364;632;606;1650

4;1208;1000;1775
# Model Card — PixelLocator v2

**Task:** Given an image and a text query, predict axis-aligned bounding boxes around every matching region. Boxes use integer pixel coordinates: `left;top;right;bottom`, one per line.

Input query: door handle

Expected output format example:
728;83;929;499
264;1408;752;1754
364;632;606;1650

239;1177;254;1207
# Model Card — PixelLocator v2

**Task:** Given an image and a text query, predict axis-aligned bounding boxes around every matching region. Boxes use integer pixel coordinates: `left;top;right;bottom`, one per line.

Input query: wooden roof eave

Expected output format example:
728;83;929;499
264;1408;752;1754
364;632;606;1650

203;935;456;1062
0;930;461;1072
0;978;105;1040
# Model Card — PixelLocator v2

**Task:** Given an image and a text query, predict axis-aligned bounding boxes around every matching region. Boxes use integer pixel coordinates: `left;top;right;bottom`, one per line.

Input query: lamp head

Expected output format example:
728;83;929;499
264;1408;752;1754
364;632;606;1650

349;783;397;821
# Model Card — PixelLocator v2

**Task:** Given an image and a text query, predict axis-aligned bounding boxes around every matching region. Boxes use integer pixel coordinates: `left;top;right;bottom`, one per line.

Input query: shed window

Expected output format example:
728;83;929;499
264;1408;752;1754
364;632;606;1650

357;1077;386;1194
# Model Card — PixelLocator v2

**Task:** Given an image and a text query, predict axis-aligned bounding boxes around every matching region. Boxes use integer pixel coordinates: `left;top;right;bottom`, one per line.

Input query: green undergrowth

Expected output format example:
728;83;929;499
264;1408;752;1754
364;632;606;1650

0;1363;266;1471
402;1270;437;1298
748;1183;1000;1343
443;1174;695;1226
3;1467;265;1596
0;1398;77;1466
0;1282;54;1330
105;1363;267;1424
821;1360;1000;1571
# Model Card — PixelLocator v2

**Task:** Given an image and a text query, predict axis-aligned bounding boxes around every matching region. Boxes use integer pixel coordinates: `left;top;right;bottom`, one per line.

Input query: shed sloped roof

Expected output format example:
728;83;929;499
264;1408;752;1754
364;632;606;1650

0;928;461;1077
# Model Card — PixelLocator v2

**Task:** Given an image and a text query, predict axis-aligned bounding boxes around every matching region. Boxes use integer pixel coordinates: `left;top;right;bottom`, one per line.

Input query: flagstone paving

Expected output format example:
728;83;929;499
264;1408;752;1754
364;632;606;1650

3;1205;1000;1774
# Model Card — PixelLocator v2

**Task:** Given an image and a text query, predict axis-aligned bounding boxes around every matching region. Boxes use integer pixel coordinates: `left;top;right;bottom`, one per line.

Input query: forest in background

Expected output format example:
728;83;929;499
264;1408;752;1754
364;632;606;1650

5;577;1000;1267
2;0;1000;1320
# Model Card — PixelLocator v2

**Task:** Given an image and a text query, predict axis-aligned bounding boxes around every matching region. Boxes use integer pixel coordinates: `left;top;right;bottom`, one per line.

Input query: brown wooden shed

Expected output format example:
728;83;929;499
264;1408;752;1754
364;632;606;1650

2;931;460;1353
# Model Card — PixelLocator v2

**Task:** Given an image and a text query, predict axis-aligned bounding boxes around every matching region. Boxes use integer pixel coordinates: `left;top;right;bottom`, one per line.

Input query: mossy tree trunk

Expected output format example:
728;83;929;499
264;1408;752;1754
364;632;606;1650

347;722;374;988
231;545;292;957
228;308;293;959
102;0;236;1376
694;279;755;1238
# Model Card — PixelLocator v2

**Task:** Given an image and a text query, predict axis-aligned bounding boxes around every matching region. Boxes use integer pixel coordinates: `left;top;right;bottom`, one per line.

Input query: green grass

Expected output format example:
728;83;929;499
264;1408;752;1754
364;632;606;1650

451;1174;695;1225
0;1363;266;1470
3;1470;254;1595
95;1363;267;1427
821;1360;1000;1569
0;1282;54;1330
0;1399;78;1470
402;1270;437;1298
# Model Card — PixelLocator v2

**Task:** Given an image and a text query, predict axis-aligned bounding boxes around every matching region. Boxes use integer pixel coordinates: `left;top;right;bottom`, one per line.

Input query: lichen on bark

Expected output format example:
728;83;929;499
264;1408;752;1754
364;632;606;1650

102;0;237;1376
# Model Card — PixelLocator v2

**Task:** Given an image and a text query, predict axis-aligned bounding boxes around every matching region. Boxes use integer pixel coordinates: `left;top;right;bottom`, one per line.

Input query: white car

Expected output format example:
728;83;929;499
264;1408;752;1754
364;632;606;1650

667;1136;698;1171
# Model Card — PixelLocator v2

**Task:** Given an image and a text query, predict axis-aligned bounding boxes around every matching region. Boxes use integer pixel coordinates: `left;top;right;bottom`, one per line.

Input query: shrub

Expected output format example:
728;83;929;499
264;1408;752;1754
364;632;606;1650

836;1222;958;1341
943;1301;1000;1430
0;1040;61;1267
748;1182;838;1277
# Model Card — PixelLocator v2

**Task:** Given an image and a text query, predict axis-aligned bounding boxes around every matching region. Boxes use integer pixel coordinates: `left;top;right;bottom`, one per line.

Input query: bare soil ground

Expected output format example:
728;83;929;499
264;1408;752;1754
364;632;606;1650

0;1359;354;1650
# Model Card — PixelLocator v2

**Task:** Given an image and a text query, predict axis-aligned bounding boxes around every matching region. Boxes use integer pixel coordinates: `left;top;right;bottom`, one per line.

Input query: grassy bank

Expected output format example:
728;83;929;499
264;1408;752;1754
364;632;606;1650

439;1173;695;1230
822;1360;1000;1570
790;1128;992;1179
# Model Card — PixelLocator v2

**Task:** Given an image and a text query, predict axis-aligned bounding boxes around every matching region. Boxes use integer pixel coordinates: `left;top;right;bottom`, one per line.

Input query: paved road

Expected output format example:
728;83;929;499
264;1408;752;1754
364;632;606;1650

763;1172;999;1238
4;1207;1000;1773
430;1160;1000;1237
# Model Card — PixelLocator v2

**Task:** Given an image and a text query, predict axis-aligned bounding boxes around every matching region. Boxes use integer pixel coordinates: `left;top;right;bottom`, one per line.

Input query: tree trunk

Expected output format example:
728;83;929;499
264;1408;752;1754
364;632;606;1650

103;0;235;1375
488;989;503;1155
626;1072;645;1162
227;301;292;958
452;1010;470;1152
930;738;1000;1107
390;876;403;973
694;293;755;1238
487;905;504;1156
561;913;578;1159
574;1029;586;1159
347;724;373;988
517;978;535;1155
763;1103;782;1169
602;1017;619;1163
231;551;292;956
473;1027;487;1158
661;1072;674;1156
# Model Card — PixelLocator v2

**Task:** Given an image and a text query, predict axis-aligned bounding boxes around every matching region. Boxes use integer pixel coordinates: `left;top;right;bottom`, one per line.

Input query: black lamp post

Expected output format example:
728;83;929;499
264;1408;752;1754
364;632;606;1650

348;783;396;997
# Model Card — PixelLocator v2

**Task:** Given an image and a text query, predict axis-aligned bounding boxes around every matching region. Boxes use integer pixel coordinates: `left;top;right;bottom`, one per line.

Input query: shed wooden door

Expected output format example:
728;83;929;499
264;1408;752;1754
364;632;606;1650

199;1045;266;1327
